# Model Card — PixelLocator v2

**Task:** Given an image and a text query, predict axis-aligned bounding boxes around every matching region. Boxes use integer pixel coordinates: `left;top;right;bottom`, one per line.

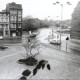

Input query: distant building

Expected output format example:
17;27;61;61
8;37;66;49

6;2;22;36
70;27;80;39
0;10;10;37
70;1;80;39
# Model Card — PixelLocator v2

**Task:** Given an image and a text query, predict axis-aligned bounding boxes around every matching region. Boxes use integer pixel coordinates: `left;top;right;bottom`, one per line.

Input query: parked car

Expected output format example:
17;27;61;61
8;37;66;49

0;36;3;40
30;34;37;38
49;38;61;45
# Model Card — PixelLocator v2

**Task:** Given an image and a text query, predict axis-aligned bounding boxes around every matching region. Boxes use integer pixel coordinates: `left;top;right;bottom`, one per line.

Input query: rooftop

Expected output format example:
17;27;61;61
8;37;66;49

6;2;22;10
0;10;9;14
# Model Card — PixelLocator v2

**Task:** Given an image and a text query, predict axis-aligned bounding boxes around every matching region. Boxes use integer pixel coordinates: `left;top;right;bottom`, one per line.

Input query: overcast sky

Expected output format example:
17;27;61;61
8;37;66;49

0;0;80;20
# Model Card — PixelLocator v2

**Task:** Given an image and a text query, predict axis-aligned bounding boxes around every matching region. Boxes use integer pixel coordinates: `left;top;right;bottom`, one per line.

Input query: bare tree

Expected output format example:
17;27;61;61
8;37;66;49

21;32;43;58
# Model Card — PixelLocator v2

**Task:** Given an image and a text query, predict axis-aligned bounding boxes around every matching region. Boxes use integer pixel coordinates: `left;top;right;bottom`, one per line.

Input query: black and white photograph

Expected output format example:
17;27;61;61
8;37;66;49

0;0;80;79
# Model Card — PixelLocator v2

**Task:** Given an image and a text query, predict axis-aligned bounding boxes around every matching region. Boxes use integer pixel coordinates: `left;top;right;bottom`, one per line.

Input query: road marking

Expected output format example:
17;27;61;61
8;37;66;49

0;53;19;60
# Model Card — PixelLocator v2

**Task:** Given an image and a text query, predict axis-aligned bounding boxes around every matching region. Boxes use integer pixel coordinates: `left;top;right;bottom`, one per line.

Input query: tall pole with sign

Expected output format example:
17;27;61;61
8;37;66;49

66;36;69;52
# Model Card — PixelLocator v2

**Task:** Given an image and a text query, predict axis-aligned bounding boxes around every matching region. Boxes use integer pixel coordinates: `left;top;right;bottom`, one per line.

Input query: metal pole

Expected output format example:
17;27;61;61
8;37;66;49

66;40;67;52
61;4;63;21
60;4;63;44
52;29;53;38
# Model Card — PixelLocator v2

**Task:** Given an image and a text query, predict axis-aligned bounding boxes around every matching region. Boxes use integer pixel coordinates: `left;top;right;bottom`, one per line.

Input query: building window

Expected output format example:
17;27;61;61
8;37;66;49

11;24;13;28
6;14;9;16
18;10;22;15
10;9;17;14
6;31;8;35
10;10;13;14
11;24;15;28
0;17;2;22
13;16;15;22
10;16;13;21
3;14;6;16
13;16;16;22
1;17;4;22
6;17;9;22
13;9;17;14
0;24;2;28
18;16;21;22
5;24;8;30
10;16;16;22
18;24;21;28
15;16;16;21
11;24;16;28
4;17;6;22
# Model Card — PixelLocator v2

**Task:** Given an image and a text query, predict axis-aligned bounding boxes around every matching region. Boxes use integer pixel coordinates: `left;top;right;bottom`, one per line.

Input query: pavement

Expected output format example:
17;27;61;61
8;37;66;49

38;33;80;55
70;38;80;45
0;32;80;79
0;43;80;79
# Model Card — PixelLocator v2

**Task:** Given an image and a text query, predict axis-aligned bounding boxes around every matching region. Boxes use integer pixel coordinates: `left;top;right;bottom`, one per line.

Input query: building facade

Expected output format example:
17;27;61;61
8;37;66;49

0;10;10;37
6;2;22;36
70;1;80;39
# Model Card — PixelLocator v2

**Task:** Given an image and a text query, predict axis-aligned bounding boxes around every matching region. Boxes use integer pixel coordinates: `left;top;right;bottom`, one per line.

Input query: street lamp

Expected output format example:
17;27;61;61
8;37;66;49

48;16;54;38
53;1;71;44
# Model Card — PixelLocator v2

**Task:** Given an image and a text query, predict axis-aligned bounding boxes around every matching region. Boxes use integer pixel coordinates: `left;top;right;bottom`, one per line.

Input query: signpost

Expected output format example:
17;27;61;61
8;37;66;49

66;36;69;52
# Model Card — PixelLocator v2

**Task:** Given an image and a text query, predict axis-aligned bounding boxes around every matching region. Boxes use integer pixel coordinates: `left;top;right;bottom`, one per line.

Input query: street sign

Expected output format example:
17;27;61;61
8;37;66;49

66;37;69;40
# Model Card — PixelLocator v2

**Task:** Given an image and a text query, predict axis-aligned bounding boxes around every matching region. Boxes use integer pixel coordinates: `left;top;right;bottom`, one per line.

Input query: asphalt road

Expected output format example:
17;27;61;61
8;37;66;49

37;28;80;55
0;31;80;79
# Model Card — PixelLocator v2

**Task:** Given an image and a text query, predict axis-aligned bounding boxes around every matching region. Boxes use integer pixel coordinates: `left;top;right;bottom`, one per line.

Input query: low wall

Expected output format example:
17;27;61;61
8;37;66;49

0;36;22;44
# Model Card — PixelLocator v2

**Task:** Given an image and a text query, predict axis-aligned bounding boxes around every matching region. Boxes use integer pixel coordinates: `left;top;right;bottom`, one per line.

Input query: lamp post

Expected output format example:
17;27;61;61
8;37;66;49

48;16;54;38
60;3;63;44
53;1;71;44
16;30;18;42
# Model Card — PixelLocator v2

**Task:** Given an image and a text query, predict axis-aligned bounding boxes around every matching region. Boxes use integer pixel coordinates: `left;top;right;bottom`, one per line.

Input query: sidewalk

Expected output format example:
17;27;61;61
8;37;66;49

69;39;80;52
42;37;80;54
0;43;80;79
70;38;80;45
